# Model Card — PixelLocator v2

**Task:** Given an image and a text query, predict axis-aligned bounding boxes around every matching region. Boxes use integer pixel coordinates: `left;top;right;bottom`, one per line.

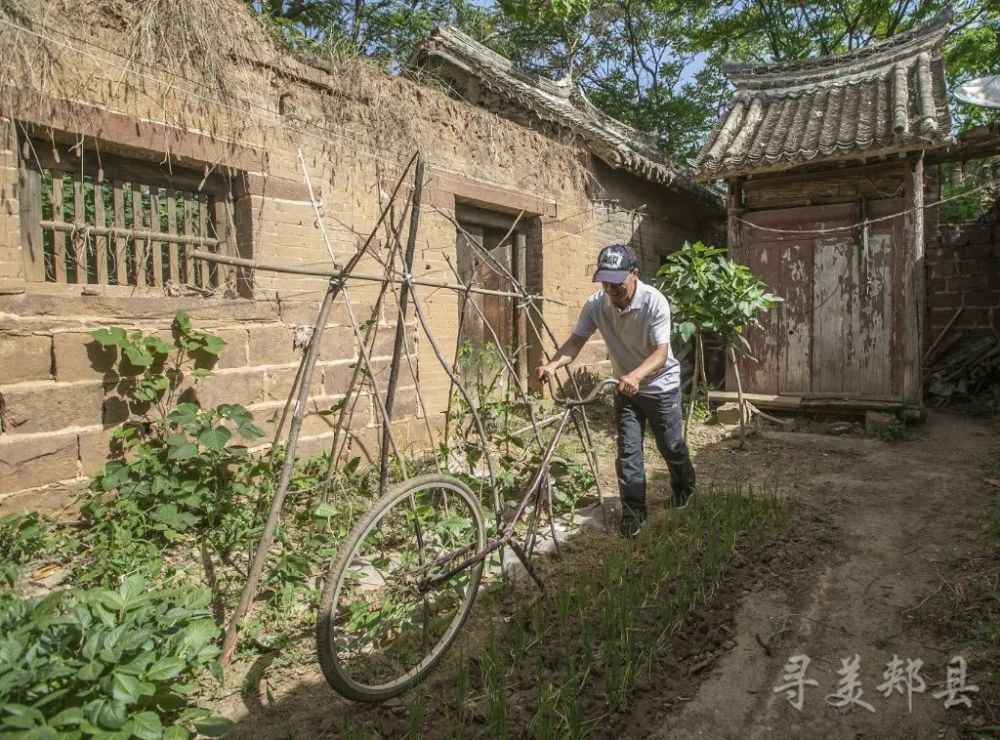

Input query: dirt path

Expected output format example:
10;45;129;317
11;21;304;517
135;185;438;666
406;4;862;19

642;411;995;739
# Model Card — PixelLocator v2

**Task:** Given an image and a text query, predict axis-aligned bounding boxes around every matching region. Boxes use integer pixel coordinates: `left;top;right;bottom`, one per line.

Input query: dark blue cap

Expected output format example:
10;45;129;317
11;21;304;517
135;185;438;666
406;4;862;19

592;244;637;283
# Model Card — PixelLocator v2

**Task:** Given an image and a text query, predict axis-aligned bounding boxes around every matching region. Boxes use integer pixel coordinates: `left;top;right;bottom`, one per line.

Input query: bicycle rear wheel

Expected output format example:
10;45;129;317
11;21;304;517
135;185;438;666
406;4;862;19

316;474;487;702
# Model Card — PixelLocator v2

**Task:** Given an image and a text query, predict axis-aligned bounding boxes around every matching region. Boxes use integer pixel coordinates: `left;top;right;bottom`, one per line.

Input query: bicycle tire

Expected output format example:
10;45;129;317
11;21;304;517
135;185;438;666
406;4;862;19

316;473;486;702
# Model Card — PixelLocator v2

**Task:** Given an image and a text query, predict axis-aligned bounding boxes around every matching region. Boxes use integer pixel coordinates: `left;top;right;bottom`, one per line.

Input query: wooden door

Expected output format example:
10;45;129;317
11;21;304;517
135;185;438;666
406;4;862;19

455;222;519;385
734;201;905;398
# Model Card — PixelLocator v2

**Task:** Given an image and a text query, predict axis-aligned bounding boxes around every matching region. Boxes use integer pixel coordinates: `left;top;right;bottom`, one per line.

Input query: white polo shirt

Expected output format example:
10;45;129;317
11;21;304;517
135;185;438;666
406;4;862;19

571;280;680;393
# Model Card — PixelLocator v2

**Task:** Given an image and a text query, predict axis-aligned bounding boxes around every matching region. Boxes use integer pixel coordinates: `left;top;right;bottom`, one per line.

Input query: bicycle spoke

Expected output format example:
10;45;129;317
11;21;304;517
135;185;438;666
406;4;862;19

318;475;486;700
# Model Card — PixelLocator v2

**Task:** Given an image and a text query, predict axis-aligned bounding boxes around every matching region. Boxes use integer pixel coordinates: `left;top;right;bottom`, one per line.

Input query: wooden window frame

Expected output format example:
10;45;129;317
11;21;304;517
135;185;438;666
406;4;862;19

17;130;247;296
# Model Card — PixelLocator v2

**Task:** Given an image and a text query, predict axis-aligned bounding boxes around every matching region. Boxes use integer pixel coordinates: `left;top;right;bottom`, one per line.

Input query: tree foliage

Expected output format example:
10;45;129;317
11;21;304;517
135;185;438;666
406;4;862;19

245;0;1000;161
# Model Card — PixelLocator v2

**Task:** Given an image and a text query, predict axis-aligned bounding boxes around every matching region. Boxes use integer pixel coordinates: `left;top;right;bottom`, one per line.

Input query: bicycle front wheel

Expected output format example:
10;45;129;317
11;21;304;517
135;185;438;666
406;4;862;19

316;474;487;702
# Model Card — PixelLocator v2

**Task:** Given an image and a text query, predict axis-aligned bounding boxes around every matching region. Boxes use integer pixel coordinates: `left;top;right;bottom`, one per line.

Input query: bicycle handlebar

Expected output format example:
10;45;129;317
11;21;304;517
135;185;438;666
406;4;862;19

544;376;618;406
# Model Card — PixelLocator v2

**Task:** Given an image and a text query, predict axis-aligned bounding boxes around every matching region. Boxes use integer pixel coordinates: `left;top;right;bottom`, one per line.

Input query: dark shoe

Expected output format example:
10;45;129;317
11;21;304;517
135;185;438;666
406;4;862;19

619;507;646;538
673;486;695;510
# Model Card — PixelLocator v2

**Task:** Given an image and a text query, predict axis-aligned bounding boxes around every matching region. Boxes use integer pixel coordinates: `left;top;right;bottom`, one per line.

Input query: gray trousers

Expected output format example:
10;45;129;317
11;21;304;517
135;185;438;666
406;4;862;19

614;386;695;516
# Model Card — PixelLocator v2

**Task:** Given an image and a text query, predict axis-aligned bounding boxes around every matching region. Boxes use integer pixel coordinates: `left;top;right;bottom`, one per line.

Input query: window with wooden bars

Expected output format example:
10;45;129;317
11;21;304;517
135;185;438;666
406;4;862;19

17;134;246;294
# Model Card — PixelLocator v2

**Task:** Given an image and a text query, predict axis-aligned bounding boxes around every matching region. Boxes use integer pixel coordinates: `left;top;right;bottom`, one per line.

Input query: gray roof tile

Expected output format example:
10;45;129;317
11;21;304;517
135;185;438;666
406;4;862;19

693;12;953;179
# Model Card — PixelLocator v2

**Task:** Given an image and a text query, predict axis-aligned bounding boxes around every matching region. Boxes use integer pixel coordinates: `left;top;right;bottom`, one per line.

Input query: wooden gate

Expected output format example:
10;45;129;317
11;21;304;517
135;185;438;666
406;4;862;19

732;200;907;400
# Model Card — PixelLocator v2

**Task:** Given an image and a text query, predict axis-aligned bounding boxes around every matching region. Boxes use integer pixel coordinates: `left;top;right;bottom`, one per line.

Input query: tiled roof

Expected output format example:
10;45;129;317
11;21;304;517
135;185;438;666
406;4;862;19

410;26;722;206
693;12;953;180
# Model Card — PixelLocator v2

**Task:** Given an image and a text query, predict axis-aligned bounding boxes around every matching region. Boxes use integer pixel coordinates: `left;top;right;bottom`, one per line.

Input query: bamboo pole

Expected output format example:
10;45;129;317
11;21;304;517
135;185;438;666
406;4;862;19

188;248;559;303
378;157;424;497
220;153;419;667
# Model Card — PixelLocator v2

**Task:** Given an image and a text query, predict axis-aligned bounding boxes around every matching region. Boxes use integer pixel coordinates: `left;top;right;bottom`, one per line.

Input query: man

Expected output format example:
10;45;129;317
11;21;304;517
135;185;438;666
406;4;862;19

536;243;695;537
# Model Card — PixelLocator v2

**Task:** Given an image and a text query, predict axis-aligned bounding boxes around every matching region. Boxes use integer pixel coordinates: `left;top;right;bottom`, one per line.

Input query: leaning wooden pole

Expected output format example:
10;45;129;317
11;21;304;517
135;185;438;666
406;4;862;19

221;274;339;666
220;153;418;666
729;346;747;448
378;157;425;497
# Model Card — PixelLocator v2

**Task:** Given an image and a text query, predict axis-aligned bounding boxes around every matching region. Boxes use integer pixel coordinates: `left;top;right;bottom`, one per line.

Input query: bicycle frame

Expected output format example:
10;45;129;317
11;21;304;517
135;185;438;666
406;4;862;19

423;377;618;591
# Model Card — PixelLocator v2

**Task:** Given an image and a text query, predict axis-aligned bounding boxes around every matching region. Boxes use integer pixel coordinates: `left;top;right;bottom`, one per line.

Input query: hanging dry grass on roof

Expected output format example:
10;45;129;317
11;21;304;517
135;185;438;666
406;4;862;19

111;0;274;99
0;0;61;104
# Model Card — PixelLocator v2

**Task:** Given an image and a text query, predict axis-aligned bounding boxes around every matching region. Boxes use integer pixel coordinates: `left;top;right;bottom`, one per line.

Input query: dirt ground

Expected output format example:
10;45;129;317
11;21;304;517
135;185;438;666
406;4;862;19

220;410;997;739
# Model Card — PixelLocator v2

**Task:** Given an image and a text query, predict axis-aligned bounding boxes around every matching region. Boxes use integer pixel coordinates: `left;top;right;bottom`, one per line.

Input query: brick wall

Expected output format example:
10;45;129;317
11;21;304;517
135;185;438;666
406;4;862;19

0;10;721;511
926;221;1000;351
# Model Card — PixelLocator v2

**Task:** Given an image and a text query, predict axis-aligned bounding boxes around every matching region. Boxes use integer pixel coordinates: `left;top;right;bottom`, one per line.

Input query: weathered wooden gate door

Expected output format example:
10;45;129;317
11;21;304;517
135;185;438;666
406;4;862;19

735;201;905;398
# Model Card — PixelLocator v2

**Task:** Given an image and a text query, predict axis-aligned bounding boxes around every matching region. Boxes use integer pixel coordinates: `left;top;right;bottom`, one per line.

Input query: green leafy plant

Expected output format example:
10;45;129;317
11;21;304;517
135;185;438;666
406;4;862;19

79;312;267;586
656;241;782;353
0;576;230;738
656;242;782;436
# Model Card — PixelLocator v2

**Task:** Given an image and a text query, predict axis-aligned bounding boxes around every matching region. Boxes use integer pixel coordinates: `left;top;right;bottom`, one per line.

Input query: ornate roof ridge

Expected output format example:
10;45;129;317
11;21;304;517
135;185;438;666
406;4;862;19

723;10;952;91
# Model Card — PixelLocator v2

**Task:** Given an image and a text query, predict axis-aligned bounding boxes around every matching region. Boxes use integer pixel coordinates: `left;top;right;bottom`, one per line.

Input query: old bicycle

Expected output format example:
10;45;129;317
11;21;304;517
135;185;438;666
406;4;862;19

316;377;617;702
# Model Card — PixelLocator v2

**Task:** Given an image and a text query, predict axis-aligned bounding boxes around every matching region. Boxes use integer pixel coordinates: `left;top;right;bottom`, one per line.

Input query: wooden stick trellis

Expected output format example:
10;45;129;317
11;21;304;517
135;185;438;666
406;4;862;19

219;152;420;666
214;148;617;665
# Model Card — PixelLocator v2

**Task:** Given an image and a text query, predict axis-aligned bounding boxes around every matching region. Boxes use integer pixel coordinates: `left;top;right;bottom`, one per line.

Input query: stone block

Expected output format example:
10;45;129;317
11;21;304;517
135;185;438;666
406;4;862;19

715;402;750;425
294;433;338;461
371;327;416;359
0;333;52;383
319;325;358;363
78;428;115;475
0;481;86;518
324;361;358;397
192;370;267;409
1;381;104;433
0;433;79;492
389;387;421;420
248;324;299;366
264;365;323;401
207;327;248;369
52;332;117;382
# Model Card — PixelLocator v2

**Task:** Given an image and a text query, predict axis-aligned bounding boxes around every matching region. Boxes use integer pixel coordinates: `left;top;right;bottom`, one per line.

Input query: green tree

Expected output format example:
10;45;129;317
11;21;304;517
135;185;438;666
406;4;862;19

655;242;782;440
244;0;1000;161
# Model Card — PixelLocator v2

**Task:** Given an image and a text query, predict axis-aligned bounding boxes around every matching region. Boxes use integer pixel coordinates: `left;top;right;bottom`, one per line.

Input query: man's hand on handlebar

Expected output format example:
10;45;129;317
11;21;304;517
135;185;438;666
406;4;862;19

535;363;557;383
617;372;641;397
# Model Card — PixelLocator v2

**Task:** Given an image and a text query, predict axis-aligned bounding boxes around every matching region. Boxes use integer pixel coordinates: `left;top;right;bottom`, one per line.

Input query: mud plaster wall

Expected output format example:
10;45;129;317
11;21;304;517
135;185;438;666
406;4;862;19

0;8;718;511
